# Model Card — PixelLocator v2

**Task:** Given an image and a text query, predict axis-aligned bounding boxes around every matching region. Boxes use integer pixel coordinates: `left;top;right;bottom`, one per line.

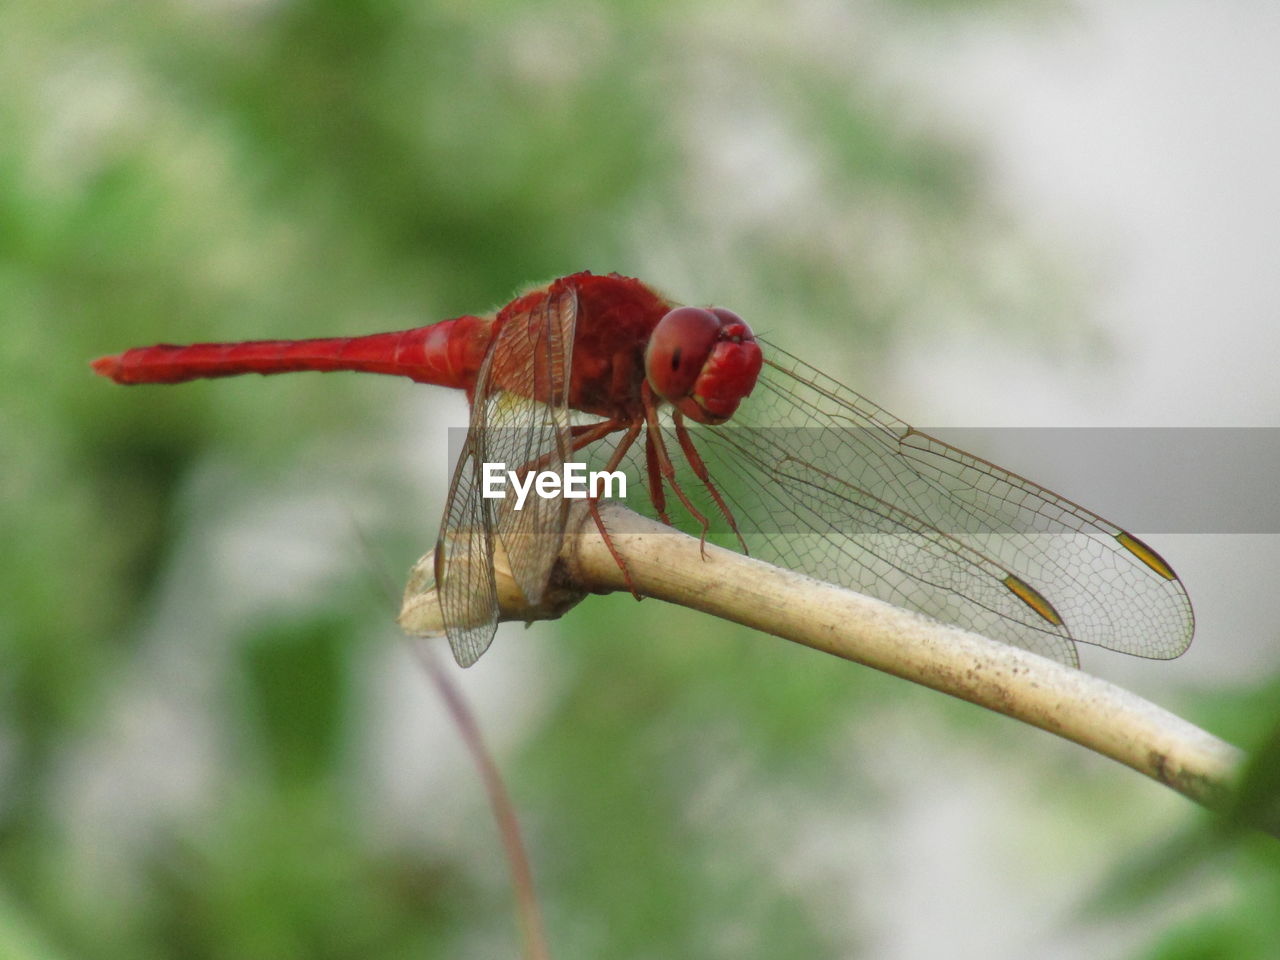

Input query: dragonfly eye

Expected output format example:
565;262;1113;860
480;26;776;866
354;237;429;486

646;306;763;424
647;307;720;403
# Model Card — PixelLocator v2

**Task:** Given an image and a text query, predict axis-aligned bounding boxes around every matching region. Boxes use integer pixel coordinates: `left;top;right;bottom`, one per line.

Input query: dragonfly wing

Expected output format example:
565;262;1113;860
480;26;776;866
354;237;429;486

701;422;1081;665
436;400;500;668
435;284;578;667
482;285;578;606
688;340;1193;665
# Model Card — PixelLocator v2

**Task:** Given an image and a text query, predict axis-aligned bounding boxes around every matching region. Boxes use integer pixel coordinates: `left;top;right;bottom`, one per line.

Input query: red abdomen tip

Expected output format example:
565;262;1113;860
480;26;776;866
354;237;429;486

91;354;124;381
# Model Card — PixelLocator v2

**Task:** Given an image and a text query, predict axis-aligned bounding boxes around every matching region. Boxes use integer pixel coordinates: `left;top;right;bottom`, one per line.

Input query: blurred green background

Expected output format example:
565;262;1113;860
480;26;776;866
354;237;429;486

4;1;1279;958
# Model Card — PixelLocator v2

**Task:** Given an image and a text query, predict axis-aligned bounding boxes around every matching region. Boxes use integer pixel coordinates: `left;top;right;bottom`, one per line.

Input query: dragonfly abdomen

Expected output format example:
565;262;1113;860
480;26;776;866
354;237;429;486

91;316;493;389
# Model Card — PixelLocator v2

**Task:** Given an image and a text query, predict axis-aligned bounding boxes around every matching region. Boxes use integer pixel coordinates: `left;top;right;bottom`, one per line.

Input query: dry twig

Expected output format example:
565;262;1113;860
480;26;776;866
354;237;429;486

402;502;1246;824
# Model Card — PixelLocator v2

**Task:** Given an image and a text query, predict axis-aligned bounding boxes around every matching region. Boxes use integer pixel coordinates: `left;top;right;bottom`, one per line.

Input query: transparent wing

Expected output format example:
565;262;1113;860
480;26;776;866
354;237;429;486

621;340;1194;667
436;286;577;667
435;361;500;668
484;286;577;605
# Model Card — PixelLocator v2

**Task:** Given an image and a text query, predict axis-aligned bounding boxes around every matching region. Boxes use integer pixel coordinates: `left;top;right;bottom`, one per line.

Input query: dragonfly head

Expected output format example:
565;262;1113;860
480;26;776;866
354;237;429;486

645;306;763;424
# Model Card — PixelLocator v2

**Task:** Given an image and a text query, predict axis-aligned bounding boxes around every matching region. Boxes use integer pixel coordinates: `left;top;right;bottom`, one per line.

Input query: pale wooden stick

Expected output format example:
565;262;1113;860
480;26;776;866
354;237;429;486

402;503;1245;817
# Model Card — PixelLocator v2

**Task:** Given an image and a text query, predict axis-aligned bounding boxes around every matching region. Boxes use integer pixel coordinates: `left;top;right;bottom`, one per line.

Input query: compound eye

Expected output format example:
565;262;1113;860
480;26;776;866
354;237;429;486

710;307;745;328
645;306;721;403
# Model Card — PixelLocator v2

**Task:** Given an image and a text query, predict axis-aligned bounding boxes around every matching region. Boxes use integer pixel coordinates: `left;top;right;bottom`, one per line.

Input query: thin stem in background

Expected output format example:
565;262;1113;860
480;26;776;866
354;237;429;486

350;512;551;960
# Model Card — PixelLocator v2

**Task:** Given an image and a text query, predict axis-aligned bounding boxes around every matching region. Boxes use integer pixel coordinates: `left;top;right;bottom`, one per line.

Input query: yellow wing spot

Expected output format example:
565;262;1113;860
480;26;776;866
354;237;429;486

1003;574;1064;627
1115;531;1177;581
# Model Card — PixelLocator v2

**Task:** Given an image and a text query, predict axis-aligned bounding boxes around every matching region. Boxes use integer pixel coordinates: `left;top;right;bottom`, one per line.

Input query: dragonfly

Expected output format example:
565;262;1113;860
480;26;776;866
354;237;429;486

92;271;1194;669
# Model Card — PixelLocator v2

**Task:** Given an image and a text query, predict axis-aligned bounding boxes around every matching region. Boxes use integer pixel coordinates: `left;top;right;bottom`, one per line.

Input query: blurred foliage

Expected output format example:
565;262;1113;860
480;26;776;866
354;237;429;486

3;0;1278;958
1118;679;1280;960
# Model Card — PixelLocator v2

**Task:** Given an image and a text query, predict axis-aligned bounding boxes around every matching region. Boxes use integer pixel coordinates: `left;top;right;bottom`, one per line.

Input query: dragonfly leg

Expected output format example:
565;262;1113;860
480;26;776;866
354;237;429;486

673;412;749;556
642;382;713;557
599;420;643;473
507;418;625;481
643;428;672;524
505;415;643;597
568;417;628;454
570;418;618;439
586;420;644;599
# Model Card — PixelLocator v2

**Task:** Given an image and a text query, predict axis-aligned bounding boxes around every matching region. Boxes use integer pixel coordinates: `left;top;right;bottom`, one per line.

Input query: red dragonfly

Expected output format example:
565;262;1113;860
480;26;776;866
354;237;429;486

93;271;1194;668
